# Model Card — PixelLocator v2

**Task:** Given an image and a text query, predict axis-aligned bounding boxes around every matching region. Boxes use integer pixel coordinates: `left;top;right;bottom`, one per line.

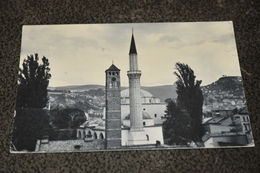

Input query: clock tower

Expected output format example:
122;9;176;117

105;64;121;149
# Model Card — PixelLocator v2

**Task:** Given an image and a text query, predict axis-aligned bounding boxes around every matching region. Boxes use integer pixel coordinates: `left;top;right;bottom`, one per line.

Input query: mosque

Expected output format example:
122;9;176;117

77;32;165;149
121;89;166;125
105;31;164;148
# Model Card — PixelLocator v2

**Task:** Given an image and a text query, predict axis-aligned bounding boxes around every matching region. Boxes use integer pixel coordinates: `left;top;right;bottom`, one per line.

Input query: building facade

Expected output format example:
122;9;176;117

105;64;122;149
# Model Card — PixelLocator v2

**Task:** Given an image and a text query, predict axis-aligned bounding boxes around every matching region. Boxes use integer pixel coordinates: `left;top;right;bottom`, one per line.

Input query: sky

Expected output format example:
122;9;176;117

20;21;242;87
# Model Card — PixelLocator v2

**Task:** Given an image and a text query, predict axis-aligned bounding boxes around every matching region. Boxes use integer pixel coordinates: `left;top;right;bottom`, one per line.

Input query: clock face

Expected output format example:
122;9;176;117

111;77;116;81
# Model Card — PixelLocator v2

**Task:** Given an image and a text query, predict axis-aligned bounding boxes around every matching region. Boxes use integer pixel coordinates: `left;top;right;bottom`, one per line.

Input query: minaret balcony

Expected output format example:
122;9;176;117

127;70;141;74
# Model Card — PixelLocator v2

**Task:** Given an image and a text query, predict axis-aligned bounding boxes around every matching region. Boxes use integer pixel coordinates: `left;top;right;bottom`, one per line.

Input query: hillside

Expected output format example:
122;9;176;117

201;76;246;112
50;84;177;102
48;84;176;111
48;76;246;113
50;85;104;92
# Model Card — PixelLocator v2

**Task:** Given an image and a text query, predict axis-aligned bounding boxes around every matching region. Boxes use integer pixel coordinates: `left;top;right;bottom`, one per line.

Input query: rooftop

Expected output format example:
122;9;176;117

106;64;120;72
238;107;248;115
36;139;105;152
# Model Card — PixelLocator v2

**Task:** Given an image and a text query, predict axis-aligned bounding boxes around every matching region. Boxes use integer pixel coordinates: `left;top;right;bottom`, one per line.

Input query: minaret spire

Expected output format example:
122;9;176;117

129;29;137;55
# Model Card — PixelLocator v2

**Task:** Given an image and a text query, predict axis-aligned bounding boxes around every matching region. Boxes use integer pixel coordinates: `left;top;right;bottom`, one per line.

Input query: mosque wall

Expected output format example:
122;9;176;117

121;126;164;146
143;126;164;144
121;103;166;125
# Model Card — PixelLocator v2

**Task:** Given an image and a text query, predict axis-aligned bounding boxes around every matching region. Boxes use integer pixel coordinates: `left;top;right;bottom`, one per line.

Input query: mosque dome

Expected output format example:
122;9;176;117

124;111;152;120
121;89;161;104
121;89;153;98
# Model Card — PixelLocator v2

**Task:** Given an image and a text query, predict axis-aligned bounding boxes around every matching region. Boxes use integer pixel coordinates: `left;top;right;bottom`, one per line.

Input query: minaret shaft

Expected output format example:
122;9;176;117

127;35;143;131
129;54;138;71
127;69;143;131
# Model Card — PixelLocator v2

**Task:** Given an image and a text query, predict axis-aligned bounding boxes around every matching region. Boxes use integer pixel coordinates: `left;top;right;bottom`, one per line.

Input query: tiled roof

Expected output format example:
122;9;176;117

204;116;228;124
36;139;105;152
239;107;248;114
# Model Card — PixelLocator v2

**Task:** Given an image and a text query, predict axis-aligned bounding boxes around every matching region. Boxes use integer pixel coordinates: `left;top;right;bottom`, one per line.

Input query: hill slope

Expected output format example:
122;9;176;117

201;76;245;111
50;85;104;92
50;84;177;103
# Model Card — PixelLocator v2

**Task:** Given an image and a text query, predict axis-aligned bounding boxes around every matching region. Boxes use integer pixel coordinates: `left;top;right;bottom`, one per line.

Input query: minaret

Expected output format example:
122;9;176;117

105;63;121;149
127;30;146;145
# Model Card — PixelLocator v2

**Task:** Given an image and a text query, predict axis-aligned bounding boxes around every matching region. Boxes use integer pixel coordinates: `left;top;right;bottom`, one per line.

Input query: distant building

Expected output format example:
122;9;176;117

234;107;254;143
211;109;237;117
202;107;253;147
87;109;104;119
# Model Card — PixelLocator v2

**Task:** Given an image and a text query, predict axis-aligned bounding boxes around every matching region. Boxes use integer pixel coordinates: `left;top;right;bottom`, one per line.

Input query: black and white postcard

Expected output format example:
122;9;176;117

11;22;254;153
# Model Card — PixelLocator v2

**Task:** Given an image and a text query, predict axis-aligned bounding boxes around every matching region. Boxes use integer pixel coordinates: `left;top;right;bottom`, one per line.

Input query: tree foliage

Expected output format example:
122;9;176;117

51;108;86;129
16;53;51;109
163;99;192;144
174;62;204;142
163;62;204;145
12;108;52;151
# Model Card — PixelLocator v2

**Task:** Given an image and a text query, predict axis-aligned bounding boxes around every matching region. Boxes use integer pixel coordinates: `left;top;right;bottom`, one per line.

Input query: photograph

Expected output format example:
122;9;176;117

11;22;254;153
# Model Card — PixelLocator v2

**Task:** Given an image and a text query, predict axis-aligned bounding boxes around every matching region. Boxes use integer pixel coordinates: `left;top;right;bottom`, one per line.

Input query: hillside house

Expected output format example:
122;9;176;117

202;107;253;147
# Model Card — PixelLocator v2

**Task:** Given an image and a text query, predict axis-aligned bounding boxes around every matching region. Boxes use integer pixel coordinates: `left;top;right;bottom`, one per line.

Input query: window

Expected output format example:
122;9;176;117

94;132;97;139
99;133;104;139
154;114;157;118
146;134;149;141
143;122;146;126
244;124;248;131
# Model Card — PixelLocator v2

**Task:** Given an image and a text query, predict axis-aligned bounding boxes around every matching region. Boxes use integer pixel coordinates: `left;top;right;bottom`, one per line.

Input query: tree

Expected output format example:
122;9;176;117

51;108;86;129
174;62;204;144
12;53;51;151
12;108;52;151
163;62;204;146
16;53;51;109
163;99;192;145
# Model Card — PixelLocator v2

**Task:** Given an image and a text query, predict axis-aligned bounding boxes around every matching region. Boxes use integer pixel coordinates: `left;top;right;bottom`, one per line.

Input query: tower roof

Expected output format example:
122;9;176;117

129;33;137;55
106;64;120;72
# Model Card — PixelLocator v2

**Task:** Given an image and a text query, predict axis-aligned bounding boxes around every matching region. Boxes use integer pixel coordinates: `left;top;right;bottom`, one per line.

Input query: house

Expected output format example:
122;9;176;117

202;107;253;148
